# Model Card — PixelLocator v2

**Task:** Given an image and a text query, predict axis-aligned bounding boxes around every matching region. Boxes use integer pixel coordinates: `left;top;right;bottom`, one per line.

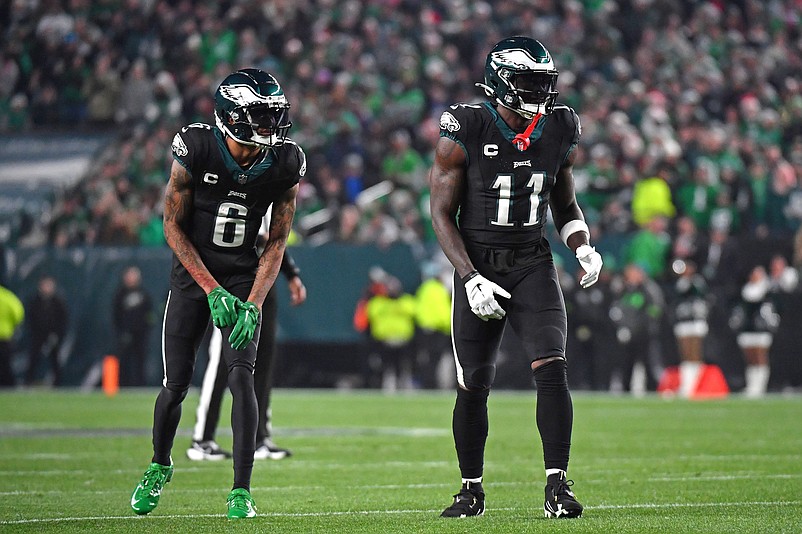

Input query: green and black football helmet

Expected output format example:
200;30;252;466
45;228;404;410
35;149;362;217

214;68;292;147
477;36;559;119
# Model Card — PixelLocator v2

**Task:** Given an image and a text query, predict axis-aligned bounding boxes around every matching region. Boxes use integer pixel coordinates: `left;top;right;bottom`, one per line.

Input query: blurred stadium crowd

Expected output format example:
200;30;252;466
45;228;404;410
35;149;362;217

2;0;801;249
1;0;802;390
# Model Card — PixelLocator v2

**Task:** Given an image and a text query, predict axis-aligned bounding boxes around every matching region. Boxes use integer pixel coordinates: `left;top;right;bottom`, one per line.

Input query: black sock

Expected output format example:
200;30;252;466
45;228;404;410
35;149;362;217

151;386;188;465
452;387;490;480
229;365;258;492
533;360;573;472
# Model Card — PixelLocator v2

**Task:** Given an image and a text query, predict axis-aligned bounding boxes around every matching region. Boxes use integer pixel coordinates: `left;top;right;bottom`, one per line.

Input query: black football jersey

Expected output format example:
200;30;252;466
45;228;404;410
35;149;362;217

169;123;305;292
438;101;580;248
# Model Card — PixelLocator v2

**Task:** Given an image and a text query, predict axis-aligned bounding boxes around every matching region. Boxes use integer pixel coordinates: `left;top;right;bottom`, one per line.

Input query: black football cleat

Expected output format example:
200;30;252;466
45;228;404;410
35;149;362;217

186;440;231;461
441;481;485;517
254;439;292;460
544;472;583;518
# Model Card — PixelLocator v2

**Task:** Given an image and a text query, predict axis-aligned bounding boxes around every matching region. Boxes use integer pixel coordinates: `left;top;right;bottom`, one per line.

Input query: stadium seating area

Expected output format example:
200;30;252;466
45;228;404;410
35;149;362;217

1;1;802;390
1;0;800;250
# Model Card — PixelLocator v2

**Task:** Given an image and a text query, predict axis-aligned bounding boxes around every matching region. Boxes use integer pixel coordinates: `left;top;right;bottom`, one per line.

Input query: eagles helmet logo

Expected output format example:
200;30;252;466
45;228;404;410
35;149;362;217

490;49;551;72
171;133;188;157
440;112;460;132
218;83;286;107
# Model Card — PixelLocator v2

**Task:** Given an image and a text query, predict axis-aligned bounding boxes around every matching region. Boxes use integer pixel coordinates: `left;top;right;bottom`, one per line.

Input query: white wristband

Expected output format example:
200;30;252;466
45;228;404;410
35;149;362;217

559;219;590;246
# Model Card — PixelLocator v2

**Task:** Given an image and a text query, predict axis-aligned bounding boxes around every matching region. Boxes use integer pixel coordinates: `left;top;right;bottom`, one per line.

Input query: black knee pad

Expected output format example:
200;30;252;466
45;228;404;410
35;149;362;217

532;358;568;394
227;364;255;395
162;384;189;404
530;325;566;360
463;364;496;390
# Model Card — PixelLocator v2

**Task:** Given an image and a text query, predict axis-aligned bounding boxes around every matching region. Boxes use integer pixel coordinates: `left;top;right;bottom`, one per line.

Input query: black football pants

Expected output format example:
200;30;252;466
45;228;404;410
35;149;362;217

449;244;573;479
153;285;259;490
192;288;278;447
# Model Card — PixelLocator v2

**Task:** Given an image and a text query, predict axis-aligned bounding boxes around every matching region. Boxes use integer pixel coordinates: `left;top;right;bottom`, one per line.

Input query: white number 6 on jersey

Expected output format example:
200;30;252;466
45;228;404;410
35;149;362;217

213;202;248;247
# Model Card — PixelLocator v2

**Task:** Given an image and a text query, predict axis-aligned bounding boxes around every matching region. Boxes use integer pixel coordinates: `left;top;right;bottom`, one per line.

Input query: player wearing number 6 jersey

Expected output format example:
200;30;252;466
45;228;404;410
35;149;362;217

430;37;602;519
130;68;304;520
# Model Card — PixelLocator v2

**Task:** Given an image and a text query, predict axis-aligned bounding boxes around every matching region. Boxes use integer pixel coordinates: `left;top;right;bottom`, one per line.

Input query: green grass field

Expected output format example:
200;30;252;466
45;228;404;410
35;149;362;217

0;389;800;533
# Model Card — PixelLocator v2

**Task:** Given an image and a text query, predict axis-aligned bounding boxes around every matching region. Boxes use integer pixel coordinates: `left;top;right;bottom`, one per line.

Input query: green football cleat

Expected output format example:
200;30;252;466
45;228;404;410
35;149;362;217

130;462;173;515
226;488;257;519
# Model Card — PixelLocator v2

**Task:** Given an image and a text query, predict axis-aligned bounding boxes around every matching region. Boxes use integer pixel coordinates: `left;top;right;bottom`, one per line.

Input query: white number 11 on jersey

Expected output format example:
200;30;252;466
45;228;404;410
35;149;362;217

490;172;545;227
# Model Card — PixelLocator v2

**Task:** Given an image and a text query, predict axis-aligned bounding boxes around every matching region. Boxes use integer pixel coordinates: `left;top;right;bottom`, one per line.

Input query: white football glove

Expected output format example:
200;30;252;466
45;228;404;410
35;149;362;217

464;272;511;321
575;244;603;288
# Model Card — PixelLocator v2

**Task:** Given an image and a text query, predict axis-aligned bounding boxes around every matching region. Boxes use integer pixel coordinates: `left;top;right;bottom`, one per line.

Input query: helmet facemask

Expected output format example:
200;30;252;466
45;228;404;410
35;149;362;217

503;70;559;118
216;102;292;147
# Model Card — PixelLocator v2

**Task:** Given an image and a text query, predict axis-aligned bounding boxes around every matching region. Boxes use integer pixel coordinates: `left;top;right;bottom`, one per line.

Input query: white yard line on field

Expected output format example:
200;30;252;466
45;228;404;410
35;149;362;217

1;501;800;525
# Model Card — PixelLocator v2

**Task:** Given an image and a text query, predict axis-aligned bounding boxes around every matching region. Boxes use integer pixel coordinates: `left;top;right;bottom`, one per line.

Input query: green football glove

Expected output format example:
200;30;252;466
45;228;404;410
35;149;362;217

207;286;241;328
229;301;259;351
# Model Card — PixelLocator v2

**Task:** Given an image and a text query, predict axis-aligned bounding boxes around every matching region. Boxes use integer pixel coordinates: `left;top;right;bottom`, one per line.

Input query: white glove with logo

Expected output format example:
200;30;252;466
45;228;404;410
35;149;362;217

464;272;511;321
576;244;603;288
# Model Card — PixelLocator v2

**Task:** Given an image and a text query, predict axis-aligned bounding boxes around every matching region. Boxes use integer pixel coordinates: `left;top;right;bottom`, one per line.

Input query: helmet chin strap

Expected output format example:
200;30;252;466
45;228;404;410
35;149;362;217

512;113;542;151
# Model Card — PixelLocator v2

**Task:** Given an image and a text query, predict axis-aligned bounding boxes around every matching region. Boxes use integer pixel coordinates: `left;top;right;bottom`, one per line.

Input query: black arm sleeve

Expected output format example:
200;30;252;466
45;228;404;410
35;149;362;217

279;249;300;280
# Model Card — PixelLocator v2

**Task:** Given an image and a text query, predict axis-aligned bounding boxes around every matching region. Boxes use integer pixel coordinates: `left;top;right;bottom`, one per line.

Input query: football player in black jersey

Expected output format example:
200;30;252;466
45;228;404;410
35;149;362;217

130;69;305;519
430;37;603;519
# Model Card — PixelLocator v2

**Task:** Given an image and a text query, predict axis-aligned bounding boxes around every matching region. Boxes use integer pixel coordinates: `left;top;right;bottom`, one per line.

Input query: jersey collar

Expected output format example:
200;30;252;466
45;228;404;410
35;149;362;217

214;128;274;184
482;101;548;147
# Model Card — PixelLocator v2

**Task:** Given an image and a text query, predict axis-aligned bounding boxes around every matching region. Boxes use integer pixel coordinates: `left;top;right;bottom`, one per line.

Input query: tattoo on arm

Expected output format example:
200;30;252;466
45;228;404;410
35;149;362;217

163;160;219;293
248;184;298;307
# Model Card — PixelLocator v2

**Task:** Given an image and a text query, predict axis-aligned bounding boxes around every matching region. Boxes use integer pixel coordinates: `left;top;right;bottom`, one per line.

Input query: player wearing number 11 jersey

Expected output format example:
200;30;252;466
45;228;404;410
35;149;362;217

429;37;603;519
130;68;304;519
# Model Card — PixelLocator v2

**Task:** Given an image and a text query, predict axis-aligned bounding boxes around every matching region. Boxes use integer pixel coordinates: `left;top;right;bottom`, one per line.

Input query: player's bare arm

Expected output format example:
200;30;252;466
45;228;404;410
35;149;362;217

247;183;298;309
429;136;476;279
549;150;589;253
550;149;603;288
163;159;220;294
